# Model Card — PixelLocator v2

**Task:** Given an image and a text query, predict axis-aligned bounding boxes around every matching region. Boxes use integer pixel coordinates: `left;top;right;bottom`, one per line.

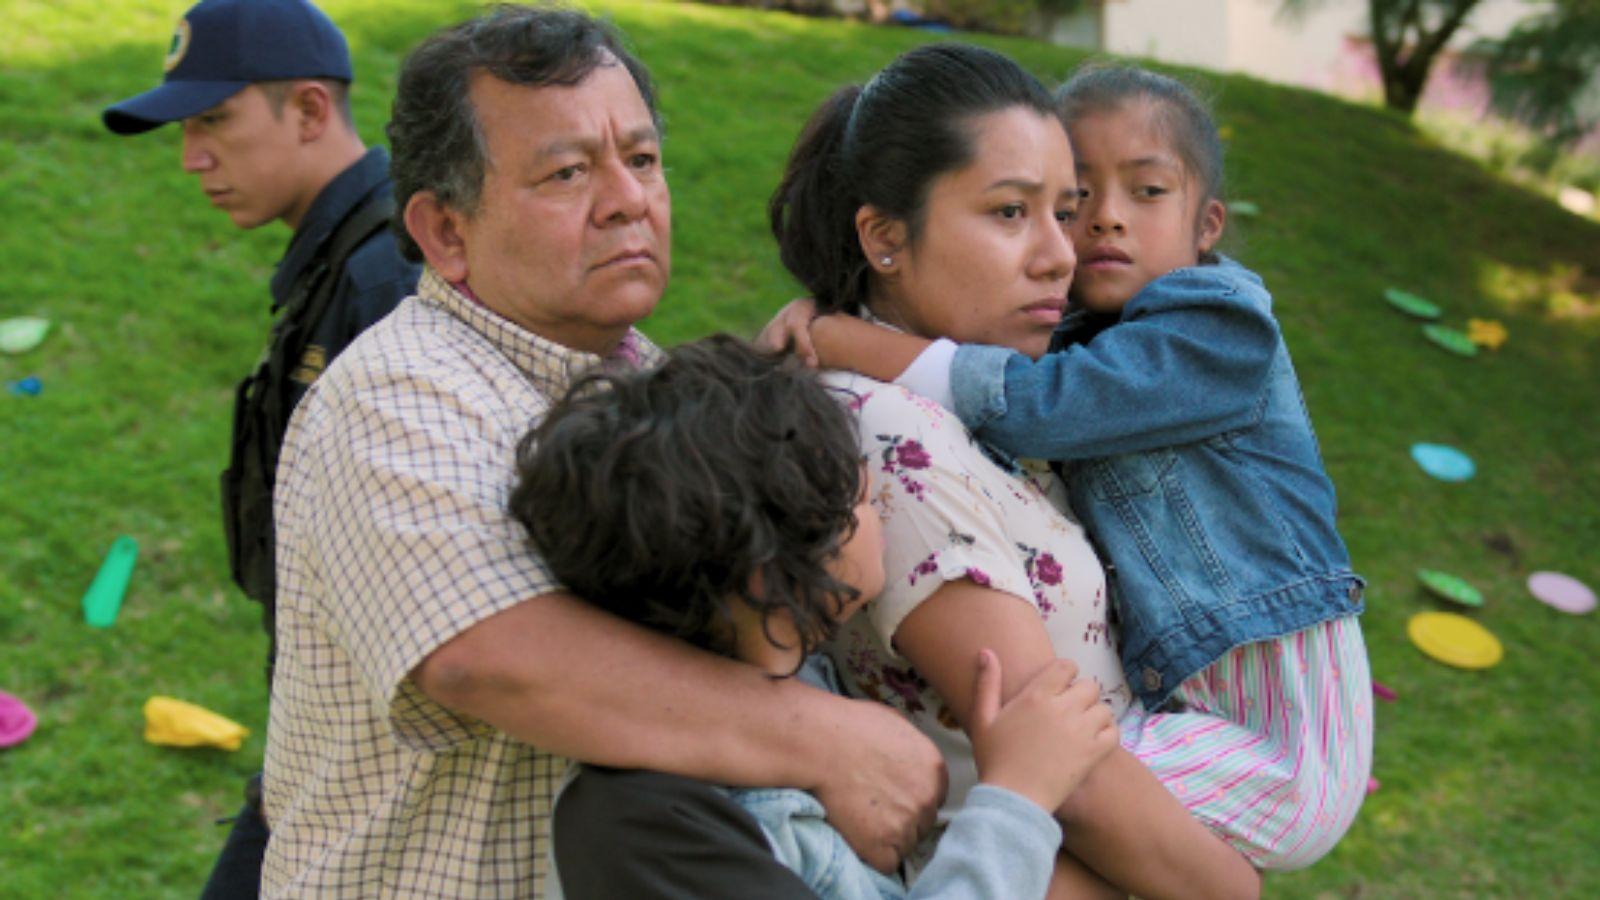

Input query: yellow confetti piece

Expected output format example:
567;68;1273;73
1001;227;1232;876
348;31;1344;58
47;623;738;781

1467;318;1508;350
143;696;249;751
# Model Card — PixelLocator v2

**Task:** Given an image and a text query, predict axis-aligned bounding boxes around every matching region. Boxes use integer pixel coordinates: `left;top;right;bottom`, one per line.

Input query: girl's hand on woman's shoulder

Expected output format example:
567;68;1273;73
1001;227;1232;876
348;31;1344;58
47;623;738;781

755;298;820;367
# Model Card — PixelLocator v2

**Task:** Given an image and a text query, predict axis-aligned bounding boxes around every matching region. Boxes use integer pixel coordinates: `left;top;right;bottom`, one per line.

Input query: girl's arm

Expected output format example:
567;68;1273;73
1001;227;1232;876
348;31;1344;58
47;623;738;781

893;582;1259;900
810;314;933;383
752;298;937;383
952;265;1281;461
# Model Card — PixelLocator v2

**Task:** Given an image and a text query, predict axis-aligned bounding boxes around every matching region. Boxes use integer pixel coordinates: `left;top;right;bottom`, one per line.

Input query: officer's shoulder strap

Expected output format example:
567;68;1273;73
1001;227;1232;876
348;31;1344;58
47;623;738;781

283;189;397;329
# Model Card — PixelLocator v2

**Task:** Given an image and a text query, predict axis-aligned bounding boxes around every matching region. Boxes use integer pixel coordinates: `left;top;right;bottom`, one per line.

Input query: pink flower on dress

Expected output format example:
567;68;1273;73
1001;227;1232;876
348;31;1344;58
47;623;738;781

877;435;930;502
1034;552;1063;586
1017;544;1060;618
964;567;991;587
907;553;940;586
881;666;926;705
895;440;931;470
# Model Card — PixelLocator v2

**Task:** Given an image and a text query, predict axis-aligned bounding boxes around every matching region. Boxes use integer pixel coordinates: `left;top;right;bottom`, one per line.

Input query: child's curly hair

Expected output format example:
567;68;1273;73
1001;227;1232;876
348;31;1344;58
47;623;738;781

510;334;864;663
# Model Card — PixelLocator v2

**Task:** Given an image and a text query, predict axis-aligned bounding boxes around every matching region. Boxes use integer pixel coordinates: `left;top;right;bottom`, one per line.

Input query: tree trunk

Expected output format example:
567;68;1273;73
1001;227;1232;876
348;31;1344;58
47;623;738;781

1382;72;1425;114
1367;0;1483;116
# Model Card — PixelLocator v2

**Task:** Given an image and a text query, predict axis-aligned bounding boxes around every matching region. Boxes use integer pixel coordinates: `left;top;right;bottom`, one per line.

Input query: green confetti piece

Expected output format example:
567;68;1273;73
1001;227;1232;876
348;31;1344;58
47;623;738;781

0;317;51;354
1417;568;1484;607
1422;324;1479;357
1383;288;1441;320
82;536;139;628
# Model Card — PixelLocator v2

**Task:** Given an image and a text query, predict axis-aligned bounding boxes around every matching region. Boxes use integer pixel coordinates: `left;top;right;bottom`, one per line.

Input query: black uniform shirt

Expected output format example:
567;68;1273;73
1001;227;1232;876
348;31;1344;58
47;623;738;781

268;146;419;412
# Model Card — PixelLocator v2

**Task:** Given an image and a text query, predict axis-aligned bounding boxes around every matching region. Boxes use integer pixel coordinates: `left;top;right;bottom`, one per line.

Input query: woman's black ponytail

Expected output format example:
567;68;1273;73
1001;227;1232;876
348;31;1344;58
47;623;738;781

769;85;869;315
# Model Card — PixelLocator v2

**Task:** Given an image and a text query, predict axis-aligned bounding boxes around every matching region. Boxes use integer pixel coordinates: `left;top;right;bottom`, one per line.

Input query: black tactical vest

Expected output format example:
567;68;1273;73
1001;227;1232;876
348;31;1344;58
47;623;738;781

220;195;394;645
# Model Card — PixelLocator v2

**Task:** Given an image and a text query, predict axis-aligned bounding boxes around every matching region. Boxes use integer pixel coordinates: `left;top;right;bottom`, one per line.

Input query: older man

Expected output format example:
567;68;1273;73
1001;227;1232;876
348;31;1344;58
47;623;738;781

259;6;943;898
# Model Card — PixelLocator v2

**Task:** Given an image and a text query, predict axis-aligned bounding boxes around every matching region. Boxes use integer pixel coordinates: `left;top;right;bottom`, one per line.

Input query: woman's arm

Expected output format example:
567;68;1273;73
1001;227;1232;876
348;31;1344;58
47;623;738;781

893;581;1259;900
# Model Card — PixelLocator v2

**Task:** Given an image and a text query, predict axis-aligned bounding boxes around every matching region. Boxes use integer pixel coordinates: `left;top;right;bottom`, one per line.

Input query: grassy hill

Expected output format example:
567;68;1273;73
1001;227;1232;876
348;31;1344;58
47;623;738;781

2;0;1596;896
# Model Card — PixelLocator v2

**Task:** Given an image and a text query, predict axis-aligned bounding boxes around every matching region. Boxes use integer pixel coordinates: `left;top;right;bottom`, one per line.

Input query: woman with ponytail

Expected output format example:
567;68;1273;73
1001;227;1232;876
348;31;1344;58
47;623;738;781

768;44;1261;900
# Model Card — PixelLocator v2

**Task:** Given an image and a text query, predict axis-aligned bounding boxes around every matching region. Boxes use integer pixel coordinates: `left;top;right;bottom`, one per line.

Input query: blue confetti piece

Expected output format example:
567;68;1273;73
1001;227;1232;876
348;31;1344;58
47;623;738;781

8;376;42;396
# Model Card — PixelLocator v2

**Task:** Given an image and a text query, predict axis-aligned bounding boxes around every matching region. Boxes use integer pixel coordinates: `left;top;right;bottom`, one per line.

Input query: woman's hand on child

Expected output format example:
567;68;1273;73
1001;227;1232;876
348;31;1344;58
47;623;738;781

967;649;1119;814
756;298;820;367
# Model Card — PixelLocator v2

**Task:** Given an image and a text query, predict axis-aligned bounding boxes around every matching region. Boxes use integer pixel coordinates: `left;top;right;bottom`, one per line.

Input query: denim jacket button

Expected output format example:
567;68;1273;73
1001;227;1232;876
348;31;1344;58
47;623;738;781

1348;583;1363;603
1142;668;1162;692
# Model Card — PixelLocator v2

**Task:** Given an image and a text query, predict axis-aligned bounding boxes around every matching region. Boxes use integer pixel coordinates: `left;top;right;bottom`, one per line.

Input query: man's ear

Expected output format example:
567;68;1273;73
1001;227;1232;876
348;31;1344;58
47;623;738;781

405;191;470;282
1196;198;1226;256
855;205;908;275
290;80;335;143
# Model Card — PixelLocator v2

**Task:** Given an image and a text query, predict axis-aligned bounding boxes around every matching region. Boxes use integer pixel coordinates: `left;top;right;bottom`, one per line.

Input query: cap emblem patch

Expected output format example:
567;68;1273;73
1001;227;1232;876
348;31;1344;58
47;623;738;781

163;18;192;73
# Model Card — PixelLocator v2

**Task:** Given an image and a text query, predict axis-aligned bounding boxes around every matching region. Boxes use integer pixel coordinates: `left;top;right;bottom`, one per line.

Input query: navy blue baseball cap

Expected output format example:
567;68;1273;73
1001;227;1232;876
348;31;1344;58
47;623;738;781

103;0;352;135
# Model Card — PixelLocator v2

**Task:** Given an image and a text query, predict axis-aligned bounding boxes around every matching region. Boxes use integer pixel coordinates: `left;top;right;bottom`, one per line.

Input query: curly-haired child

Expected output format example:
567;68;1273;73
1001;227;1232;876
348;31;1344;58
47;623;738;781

511;335;1119;899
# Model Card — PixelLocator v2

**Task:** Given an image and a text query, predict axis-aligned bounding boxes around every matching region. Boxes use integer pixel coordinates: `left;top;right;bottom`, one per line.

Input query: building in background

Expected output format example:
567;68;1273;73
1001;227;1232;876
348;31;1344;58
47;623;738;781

1036;0;1597;214
1041;0;1529;117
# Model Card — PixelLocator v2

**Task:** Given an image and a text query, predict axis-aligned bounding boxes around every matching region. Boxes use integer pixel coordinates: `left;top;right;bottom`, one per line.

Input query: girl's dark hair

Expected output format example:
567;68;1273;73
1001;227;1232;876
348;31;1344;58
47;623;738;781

387;4;659;262
510;335;863;665
1056;63;1225;209
770;43;1055;316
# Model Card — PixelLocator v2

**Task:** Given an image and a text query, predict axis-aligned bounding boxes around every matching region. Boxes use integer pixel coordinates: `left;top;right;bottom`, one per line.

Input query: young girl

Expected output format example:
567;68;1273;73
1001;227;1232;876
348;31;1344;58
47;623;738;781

766;63;1373;873
510;335;1122;900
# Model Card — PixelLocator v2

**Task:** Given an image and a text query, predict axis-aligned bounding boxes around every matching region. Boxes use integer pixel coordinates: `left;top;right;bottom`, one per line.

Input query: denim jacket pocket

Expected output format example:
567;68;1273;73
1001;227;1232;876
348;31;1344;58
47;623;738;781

1085;447;1178;499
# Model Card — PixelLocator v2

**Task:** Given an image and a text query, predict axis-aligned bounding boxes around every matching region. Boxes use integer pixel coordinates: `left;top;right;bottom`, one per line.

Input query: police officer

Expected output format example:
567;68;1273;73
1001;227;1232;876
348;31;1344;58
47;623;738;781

102;0;418;894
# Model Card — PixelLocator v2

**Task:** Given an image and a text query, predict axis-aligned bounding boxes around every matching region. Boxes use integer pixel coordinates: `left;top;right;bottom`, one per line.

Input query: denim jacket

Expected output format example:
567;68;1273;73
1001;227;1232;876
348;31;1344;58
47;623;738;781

950;257;1363;710
725;658;1061;900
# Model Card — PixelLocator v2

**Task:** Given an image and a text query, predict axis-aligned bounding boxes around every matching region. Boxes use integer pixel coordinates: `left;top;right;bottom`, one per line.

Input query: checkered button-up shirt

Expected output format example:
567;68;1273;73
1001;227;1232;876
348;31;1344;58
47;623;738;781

261;268;662;898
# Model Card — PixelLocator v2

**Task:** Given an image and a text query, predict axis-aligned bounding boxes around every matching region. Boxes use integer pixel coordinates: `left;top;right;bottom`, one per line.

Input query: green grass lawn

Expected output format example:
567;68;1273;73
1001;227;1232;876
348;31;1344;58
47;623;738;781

3;1;1597;896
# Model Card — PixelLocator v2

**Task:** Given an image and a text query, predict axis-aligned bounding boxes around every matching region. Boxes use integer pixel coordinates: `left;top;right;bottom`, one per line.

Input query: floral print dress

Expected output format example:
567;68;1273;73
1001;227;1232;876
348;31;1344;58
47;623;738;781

823;373;1133;830
825;375;1372;872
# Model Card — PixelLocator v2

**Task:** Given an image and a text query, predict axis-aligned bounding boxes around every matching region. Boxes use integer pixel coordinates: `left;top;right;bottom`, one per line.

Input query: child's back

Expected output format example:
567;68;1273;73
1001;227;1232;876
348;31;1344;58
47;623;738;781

512;335;1120;899
975;255;1363;704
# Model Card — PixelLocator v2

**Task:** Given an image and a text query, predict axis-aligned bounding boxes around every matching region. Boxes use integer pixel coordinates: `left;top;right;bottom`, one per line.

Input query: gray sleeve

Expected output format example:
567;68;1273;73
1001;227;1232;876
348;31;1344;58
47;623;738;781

736;781;1060;900
907;784;1062;900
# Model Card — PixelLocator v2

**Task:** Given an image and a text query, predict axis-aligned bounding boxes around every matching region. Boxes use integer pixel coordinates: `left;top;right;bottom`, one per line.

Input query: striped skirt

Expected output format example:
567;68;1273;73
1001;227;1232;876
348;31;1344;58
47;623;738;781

1119;615;1373;871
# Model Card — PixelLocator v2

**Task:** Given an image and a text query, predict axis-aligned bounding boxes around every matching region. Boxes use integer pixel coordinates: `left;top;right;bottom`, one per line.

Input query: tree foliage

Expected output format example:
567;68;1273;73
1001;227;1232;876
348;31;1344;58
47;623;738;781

1284;0;1485;114
1466;0;1600;143
1285;0;1599;143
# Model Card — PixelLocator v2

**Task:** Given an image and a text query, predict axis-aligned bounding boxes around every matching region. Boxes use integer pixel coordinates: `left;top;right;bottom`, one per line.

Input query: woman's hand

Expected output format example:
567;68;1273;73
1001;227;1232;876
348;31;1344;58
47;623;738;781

967;650;1118;813
755;298;820;367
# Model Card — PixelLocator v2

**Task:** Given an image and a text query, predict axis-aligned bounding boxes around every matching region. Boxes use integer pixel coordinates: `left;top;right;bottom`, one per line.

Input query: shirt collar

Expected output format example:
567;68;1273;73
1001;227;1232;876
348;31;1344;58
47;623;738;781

414;267;660;398
270;147;393;311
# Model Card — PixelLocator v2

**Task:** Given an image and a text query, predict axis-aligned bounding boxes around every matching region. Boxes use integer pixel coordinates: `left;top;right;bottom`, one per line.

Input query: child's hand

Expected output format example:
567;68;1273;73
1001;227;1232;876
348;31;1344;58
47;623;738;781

967;649;1119;814
756;298;820;367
